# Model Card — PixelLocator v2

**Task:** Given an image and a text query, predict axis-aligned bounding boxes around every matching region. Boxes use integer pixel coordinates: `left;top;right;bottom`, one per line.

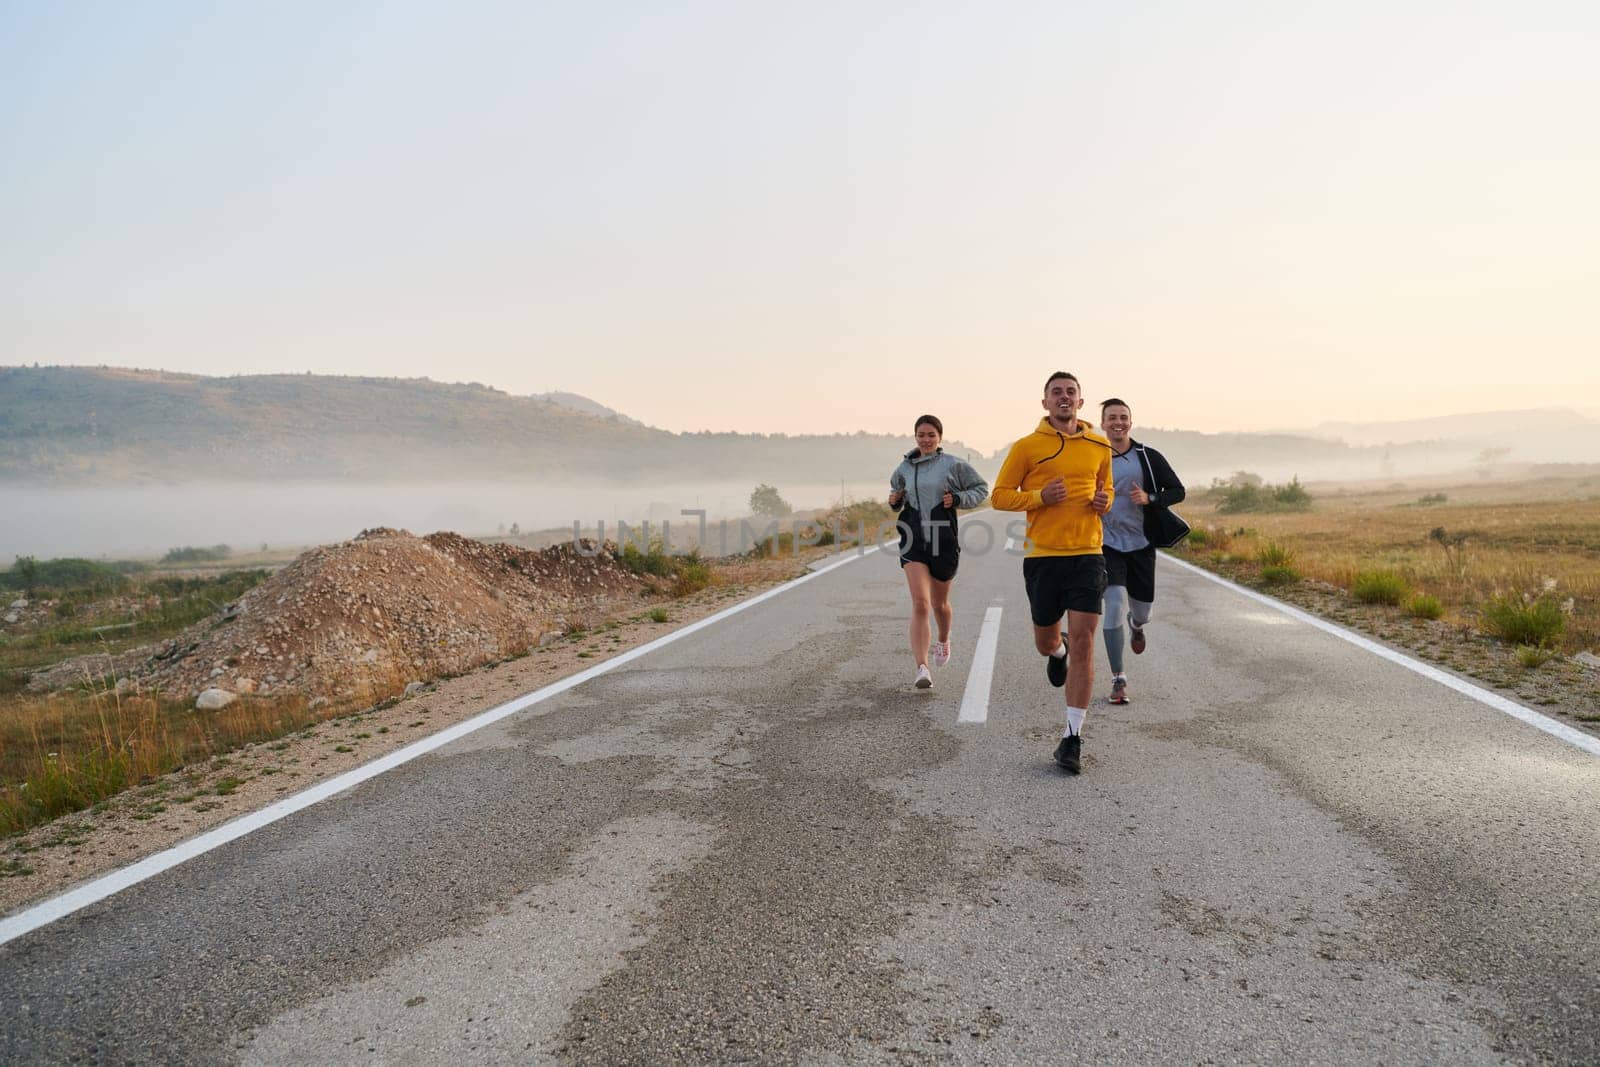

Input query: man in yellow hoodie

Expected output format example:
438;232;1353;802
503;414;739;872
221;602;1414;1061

991;371;1114;774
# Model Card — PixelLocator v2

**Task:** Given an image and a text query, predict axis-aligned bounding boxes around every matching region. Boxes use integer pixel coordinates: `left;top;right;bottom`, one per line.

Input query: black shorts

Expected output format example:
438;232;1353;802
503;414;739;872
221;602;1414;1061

1103;545;1157;603
1022;554;1107;626
901;546;959;583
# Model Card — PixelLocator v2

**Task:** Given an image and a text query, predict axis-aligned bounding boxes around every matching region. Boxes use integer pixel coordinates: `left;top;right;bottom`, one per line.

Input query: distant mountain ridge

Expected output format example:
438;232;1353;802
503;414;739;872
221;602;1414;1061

533;391;642;426
1301;409;1596;447
0;367;980;486
4;367;1594;487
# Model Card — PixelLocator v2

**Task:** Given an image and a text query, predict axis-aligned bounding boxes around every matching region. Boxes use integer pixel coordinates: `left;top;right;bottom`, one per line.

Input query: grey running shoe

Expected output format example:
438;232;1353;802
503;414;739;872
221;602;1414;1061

1046;652;1067;688
1109;677;1129;705
1053;734;1082;774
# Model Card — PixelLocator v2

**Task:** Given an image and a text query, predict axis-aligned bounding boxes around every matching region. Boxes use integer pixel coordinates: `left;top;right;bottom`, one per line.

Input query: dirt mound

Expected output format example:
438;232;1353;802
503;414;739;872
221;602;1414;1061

30;529;649;702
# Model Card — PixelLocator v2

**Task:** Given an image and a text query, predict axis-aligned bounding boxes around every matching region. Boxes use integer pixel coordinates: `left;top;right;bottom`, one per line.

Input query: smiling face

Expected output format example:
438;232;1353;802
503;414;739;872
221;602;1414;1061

1041;375;1083;429
1101;403;1132;447
914;421;942;454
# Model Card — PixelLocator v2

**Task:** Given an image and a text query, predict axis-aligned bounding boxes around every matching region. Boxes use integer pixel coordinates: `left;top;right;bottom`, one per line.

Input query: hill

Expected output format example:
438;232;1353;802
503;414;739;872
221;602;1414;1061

0;367;980;487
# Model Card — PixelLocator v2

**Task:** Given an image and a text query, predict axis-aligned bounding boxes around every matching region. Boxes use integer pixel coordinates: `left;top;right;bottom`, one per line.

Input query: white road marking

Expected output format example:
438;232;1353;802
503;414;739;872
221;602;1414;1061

1237;611;1295;626
1164;552;1600;759
0;543;894;948
958;605;1004;724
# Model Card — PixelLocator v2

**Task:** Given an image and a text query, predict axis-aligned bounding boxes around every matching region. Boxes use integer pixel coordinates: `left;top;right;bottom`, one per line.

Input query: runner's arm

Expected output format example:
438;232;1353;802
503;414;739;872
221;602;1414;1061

948;460;989;509
1146;448;1186;507
989;448;1042;511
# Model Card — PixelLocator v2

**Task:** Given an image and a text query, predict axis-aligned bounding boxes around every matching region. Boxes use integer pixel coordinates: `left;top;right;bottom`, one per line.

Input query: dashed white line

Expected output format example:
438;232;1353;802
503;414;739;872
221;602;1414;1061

959;605;1004;724
1165;552;1600;759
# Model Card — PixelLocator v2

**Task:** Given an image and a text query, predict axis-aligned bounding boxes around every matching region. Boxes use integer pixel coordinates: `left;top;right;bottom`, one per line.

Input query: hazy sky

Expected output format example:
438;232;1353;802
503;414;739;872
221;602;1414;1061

3;1;1596;452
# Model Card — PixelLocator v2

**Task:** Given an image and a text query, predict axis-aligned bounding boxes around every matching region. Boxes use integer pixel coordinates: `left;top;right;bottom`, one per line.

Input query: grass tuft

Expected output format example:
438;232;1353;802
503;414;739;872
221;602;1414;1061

1259;564;1299;585
1479;595;1565;647
1352;570;1409;606
1405;594;1445;620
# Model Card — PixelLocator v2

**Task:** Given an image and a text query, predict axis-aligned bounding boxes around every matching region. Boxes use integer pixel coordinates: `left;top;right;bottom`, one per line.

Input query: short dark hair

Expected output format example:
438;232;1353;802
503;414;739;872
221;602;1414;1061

914;414;943;436
1044;371;1080;393
1100;397;1131;416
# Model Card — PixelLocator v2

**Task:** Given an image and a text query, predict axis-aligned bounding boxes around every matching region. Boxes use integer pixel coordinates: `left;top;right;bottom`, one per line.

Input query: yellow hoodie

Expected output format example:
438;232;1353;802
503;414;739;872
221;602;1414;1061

991;417;1115;557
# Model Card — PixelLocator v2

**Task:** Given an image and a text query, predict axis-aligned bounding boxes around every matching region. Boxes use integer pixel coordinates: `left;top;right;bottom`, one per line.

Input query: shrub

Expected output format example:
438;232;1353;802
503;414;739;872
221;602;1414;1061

618;542;674;578
2;557;129;597
1256;541;1294;567
1479;595;1565;647
1515;645;1554;669
1214;477;1312;514
647;607;670;623
1272;477;1312;510
617;542;708;595
1416;493;1448;506
161;544;232;564
671;554;712;596
1260;564;1299;585
1406;594;1445;620
1352;570;1408;605
749;484;792;517
1184;528;1209;547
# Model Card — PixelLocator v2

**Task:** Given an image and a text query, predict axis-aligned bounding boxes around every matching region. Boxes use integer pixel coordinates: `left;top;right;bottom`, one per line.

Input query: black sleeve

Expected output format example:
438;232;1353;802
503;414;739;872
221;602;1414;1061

1146;447;1185;507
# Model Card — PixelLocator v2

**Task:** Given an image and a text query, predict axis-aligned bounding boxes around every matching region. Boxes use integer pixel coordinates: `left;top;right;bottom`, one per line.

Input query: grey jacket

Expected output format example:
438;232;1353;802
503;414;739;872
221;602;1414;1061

889;449;990;512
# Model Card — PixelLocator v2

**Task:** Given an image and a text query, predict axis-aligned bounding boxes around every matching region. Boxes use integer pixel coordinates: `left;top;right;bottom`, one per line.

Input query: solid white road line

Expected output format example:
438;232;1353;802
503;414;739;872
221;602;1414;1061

0;543;894;949
959;606;1004;724
1164;552;1600;759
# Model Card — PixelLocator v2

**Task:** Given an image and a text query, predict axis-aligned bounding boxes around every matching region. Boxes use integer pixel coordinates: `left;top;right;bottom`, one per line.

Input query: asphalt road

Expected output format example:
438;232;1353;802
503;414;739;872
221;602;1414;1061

2;512;1597;1065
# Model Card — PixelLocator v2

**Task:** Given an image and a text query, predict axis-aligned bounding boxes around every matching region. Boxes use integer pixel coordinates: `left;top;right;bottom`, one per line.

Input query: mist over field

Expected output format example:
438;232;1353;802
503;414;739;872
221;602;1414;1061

0;479;892;561
3;368;1598;561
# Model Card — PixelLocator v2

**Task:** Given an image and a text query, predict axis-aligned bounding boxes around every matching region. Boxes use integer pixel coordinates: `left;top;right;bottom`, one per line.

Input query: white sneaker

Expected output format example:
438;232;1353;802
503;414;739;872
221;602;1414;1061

914;664;933;689
931;640;951;667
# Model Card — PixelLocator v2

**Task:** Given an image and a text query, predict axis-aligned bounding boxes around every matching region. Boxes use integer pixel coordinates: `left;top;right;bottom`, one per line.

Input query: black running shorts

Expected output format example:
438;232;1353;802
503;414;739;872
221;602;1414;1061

1022;554;1107;626
901;545;959;583
1103;545;1157;603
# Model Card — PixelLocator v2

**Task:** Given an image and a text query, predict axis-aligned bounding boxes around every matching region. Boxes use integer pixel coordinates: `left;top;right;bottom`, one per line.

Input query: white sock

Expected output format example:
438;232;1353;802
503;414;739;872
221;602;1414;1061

1050;642;1066;658
1065;706;1086;736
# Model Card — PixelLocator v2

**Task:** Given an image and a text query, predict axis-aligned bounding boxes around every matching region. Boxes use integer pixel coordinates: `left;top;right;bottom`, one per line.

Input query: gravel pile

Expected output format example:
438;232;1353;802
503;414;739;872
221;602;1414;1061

29;528;649;703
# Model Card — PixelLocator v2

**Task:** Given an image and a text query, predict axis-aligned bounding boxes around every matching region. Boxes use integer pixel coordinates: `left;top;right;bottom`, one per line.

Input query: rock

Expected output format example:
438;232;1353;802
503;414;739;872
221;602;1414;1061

2;612;18;625
1574;651;1600;671
361;649;380;664
234;678;258;694
308;696;330;710
210;667;225;678
195;688;237;710
403;681;426;697
8;599;26;609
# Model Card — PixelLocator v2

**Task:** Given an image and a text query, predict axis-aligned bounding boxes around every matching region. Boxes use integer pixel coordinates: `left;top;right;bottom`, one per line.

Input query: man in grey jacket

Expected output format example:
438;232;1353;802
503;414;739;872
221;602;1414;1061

1097;398;1186;705
888;415;990;688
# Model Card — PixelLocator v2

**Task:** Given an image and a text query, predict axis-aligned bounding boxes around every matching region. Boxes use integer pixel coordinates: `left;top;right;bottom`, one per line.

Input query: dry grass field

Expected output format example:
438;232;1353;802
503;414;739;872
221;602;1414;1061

1173;468;1600;725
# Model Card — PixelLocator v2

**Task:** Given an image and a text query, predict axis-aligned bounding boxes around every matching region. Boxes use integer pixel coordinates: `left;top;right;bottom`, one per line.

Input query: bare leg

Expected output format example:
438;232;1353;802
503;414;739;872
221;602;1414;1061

929;576;954;644
1032;621;1064;656
1064;609;1098;710
904;563;933;667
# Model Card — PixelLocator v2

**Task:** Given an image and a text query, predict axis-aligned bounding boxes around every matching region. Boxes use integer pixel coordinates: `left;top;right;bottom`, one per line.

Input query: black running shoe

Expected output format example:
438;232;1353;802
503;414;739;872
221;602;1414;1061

1053;734;1081;774
1045;652;1067;688
1130;626;1146;655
